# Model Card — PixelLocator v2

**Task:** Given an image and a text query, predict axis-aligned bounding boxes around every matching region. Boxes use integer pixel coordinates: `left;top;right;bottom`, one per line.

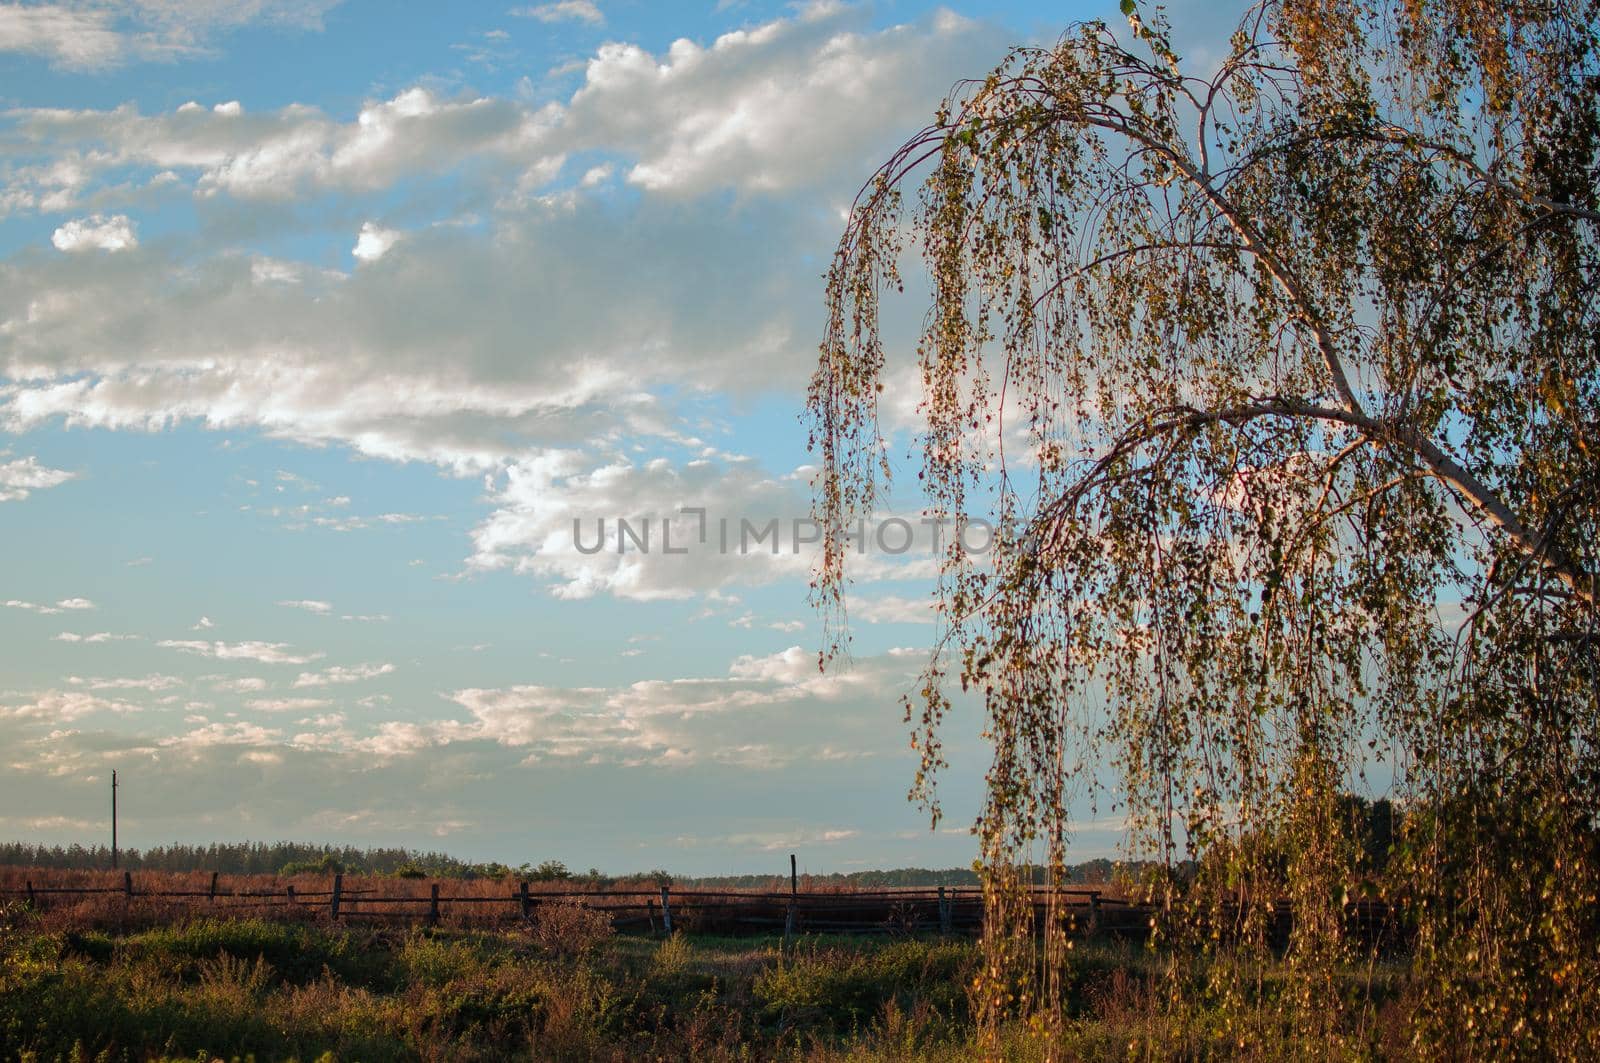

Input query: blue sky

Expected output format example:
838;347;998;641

0;0;1211;874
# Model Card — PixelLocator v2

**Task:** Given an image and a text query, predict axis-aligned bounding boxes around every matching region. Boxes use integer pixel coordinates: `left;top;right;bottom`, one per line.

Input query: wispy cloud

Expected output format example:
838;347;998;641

510;1;602;25
5;598;95;615
0;1;343;71
157;640;322;665
66;674;183;691
248;696;332;713
291;662;394;687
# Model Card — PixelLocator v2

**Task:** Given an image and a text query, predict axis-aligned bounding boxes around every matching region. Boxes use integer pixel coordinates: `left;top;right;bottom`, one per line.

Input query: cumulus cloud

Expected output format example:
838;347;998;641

53;631;141;643
0;197;805;472
0;3;1008;607
351;221;399;262
558;8;998;196
0;4;1002;458
156;639;322;665
468;452;815;600
51;214;137;252
0;454;76;500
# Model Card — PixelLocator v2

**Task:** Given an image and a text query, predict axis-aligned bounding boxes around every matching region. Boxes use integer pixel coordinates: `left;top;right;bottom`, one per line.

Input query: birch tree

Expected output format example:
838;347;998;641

812;0;1599;1054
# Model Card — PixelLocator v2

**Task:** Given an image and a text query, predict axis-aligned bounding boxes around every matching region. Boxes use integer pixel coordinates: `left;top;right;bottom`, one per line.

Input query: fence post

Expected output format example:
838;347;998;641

287;883;296;908
331;873;342;919
429;883;440;925
784;853;798;949
647;898;657;935
25;880;35;909
519;881;531;922
209;871;218;904
938;886;952;934
1087;891;1101;935
659;885;672;934
123;871;133;897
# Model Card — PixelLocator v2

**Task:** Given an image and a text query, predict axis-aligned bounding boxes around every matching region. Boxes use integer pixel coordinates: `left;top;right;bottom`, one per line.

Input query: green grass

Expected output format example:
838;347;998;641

0;910;1410;1061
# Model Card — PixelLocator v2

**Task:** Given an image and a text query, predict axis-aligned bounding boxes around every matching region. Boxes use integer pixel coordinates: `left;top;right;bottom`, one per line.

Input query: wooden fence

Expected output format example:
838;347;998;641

1;873;1397;946
1;872;1146;937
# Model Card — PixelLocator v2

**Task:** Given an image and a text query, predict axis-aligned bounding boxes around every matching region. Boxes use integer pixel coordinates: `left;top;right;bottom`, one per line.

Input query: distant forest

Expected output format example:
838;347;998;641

0;842;538;880
0;841;1120;886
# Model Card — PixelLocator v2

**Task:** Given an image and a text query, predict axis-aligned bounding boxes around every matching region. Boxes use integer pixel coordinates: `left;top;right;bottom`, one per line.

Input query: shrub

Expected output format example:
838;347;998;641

279;854;343;877
652;931;693;979
528;900;612;957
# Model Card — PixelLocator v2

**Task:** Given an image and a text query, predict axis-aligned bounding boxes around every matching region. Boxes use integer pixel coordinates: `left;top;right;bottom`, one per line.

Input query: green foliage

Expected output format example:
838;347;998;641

278;854;343;877
0;912;1012;1061
0;841;554;881
754;939;971;1033
525;859;571;882
815;0;1600;1054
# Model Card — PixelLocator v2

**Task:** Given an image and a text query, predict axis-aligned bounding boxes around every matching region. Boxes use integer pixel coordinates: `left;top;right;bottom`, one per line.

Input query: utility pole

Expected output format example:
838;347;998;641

111;770;118;870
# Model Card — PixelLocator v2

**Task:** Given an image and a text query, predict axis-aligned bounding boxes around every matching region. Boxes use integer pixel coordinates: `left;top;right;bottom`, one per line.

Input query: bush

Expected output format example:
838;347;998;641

528;900;612;957
279;855;343;877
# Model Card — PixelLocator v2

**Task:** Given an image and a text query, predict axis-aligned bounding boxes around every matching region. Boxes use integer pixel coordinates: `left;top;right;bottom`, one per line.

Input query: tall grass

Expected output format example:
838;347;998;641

0;893;1415;1061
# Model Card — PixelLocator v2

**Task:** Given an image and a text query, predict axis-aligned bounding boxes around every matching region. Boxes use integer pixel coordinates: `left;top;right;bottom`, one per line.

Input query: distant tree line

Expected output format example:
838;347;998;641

0;841;539;879
0;840;1141;887
682;860;1124;889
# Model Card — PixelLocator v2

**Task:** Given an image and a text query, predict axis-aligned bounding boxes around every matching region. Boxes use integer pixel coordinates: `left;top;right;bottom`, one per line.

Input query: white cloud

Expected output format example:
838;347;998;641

558;8;999;196
0;5;124;69
66;673;181;690
209;675;268;692
163;720;282;748
247;696;331;712
291;662;394;687
850;594;935;624
0;454;76;500
0;5;1012;606
1;689;140;721
51;213;139;253
511;1;602;25
4;598;94;614
440;645;921;766
0;1;342;71
468;452;814;600
156;639;322;665
351;221;399;262
53;631;140;643
679;826;860;851
277;599;332;614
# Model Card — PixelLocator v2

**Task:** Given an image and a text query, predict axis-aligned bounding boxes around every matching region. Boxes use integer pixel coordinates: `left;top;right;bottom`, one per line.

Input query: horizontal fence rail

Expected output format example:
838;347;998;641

1;874;1400;945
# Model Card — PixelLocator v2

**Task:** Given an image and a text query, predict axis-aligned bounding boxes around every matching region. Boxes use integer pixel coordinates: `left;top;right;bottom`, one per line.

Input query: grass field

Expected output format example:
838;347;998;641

0;887;1420;1062
0;910;1036;1061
